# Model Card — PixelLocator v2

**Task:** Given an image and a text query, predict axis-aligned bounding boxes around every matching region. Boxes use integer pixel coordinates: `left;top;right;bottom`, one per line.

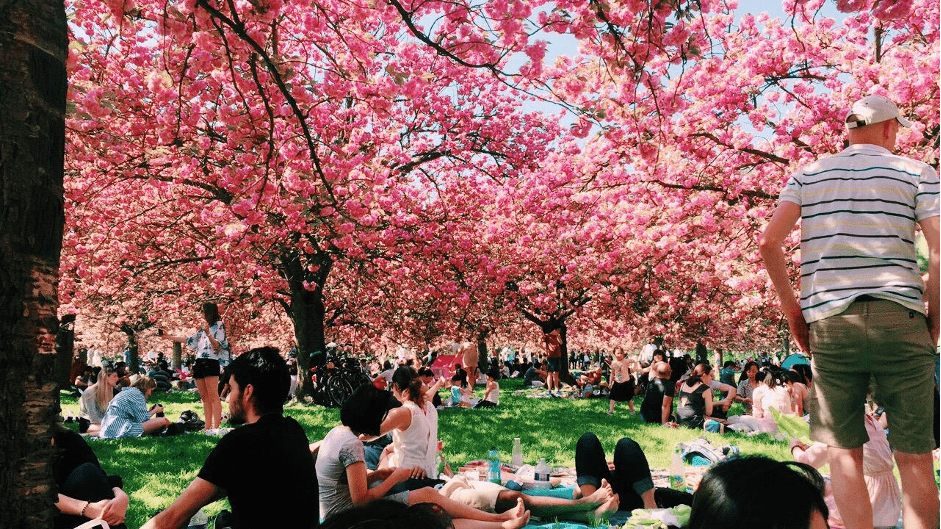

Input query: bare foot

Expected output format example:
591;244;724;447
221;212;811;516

501;503;531;529
590;494;619;524
500;498;525;521
581;479;614;506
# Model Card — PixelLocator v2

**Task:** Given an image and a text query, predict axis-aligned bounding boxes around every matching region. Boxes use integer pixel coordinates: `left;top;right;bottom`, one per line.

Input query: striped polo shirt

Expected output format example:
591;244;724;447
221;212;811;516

779;144;939;323
99;387;149;439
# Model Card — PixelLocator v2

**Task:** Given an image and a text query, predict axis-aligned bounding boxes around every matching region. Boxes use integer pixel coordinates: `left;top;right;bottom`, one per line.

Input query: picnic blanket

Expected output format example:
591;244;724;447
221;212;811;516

459;462;700;529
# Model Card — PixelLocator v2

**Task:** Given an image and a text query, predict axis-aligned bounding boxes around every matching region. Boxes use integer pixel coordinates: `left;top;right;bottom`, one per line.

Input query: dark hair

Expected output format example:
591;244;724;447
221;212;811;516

652;349;666;361
341;384;394;436
738;361;759;384
418;367;434;378
391;366;424;407
782;370;803;386
723;361;735;368
685;363;712;386
487;367;499;379
792;363;812;385
227;346;290;416
202;302;221;325
687;456;827;529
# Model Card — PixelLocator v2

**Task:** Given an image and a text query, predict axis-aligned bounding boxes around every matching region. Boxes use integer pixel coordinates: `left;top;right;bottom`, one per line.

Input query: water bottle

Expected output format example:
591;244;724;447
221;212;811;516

534;458;550;489
488;447;501;483
187;508;209;529
669;447;685;492
511;437;523;468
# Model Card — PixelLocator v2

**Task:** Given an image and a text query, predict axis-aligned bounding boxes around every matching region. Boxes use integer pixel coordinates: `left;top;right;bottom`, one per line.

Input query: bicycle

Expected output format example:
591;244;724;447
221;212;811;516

309;347;371;407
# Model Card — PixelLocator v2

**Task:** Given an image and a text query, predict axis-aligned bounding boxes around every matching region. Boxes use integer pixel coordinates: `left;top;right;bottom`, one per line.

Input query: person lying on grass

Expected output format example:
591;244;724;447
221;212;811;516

312;383;530;529
372;367;619;525
141;347;318;529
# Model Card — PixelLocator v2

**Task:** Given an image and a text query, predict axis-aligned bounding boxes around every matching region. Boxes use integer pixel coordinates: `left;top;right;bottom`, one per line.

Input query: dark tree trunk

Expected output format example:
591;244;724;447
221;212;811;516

281;249;331;400
476;329;489;375
0;0;68;527
53;315;75;389
172;341;182;370
523;314;573;384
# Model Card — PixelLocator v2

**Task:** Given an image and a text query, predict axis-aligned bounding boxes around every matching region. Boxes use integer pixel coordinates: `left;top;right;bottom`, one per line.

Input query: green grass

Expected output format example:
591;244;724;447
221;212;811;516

60;379;792;528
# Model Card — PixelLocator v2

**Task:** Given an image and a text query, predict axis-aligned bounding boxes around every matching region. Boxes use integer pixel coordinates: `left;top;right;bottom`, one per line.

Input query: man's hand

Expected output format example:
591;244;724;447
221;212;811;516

786;307;811;356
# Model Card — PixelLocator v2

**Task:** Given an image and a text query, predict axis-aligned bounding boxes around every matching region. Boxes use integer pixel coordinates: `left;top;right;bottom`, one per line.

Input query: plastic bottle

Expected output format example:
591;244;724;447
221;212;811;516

488;447;501;484
511;437;523;468
187;508;209;529
534;458;550;489
669;447;685;492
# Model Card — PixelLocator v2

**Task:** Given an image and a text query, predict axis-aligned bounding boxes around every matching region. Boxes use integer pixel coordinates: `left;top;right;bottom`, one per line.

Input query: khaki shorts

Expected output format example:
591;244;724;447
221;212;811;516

438;475;502;512
809;299;936;454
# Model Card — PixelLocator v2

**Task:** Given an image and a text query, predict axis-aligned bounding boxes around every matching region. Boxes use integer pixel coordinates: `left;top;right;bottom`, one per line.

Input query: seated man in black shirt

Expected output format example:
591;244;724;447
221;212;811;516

640;361;675;424
142;347;318;529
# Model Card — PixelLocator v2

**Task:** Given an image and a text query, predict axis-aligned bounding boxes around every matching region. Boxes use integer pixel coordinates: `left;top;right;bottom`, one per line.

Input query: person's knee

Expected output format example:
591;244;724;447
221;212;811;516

410;487;438;504
615;437;641;455
495;490;522;512
576;432;602;453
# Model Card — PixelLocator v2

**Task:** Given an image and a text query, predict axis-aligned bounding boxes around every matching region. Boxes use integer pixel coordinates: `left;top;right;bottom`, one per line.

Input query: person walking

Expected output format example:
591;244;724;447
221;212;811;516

760;94;939;529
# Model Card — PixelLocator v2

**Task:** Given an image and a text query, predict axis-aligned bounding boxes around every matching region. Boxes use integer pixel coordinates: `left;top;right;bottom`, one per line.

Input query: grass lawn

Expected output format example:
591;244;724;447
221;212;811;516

60;379;793;528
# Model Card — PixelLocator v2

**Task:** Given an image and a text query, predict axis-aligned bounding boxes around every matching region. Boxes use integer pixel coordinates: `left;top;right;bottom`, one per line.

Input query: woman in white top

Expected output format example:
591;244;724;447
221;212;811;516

315;384;530;528
753;370;794;432
79;366;118;434
384;367;439;479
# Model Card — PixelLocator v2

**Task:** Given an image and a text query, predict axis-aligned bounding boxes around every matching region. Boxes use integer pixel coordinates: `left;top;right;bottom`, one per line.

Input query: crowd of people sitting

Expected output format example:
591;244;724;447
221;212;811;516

59;345;856;529
58;336;933;529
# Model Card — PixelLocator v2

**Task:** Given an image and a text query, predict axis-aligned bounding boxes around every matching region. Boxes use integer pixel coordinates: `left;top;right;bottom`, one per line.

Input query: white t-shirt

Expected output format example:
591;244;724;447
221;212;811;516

316;426;364;521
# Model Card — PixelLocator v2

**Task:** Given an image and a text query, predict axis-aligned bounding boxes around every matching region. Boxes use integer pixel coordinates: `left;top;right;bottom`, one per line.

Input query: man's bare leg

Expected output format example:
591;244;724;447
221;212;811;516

829;446;873;529
410;488;528;526
894;450;940;529
557;494;619;525
494;479;614;515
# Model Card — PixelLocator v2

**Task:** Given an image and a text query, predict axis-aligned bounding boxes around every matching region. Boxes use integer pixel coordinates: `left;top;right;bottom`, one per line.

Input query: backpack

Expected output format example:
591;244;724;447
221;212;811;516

677;437;740;467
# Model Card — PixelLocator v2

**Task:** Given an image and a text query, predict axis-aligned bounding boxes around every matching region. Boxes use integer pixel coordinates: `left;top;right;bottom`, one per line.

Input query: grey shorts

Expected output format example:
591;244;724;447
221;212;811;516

809;299;936;453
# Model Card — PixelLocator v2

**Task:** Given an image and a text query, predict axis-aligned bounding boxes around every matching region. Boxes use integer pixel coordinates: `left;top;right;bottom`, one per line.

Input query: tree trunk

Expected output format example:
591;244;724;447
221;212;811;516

172;341;182;370
281;249;331;400
476;329;489;375
0;0;68;527
53;316;75;389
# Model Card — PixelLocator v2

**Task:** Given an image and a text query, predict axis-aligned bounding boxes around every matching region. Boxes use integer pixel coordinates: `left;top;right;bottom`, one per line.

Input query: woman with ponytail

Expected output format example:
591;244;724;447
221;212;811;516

382;367;440;487
675;363;714;429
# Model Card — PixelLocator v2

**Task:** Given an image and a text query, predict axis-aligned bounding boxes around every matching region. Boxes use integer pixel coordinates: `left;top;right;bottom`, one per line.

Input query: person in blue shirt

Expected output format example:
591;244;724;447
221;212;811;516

99;375;170;439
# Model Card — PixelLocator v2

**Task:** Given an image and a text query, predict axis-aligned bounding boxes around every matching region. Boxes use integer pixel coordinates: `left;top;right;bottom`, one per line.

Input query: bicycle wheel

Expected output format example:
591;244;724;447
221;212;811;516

326;375;355;407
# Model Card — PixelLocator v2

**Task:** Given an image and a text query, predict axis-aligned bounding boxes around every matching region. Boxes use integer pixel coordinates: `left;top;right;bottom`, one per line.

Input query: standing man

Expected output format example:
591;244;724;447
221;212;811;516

760;95;938;529
543;328;563;397
141;347;318;529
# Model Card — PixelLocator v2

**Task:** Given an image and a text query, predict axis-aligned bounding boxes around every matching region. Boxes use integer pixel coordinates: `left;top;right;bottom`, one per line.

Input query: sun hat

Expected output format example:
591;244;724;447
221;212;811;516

845;95;912;129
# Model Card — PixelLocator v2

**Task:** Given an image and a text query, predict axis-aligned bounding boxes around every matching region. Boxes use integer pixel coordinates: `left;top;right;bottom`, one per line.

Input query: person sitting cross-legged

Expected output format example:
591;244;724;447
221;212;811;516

141;347;318;529
98;375;170;439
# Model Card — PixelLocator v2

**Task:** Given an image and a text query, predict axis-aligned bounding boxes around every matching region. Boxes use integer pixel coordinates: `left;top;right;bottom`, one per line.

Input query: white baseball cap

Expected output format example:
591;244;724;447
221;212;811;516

845;95;912;129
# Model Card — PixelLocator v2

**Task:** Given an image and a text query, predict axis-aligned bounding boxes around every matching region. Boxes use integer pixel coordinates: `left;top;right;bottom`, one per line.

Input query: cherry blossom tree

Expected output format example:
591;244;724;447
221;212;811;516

62;0;939;381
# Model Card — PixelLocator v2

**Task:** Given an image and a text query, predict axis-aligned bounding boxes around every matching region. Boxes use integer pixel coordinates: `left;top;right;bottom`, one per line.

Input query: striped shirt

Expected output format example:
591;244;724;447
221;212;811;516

779;144;939;323
99;387;149;439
